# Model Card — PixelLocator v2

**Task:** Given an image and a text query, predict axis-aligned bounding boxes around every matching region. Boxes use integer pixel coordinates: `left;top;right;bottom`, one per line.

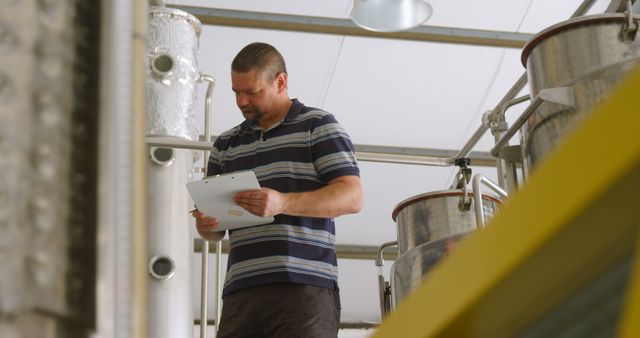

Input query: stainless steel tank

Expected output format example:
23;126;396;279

520;13;640;173
146;6;202;338
392;190;501;255
387;190;501;308
390;233;468;307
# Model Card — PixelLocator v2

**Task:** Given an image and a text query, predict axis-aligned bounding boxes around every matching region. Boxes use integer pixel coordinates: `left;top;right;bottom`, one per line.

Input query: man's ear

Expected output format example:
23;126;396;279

276;72;288;93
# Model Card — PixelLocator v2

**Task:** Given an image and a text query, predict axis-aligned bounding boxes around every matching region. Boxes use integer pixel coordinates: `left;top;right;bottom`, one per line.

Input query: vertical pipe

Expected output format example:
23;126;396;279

200;240;209;338
472;174;508;228
98;0;140;336
132;1;149;338
473;178;486;228
490;94;529;192
145;8;201;338
198;73;216;337
375;241;398;319
216;243;223;331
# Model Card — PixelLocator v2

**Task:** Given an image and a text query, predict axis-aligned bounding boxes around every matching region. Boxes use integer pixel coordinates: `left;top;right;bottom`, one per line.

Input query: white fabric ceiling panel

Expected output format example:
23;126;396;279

324;37;511;149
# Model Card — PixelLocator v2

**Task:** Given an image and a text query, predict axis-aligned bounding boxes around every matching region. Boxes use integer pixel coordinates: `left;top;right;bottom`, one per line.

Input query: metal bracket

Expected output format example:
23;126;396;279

623;0;639;42
538;87;575;108
454;158;473;211
497;145;523;163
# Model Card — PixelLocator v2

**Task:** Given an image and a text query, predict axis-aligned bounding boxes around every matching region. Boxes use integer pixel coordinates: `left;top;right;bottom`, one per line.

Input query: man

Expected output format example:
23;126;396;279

192;42;363;338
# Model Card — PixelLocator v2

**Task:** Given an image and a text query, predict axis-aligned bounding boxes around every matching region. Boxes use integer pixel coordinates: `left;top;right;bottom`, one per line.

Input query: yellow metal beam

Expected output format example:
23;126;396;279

373;65;640;338
619;232;640;338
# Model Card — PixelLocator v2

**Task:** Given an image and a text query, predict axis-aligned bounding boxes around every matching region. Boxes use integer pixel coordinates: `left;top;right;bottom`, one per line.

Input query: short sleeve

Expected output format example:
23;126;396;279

309;113;360;183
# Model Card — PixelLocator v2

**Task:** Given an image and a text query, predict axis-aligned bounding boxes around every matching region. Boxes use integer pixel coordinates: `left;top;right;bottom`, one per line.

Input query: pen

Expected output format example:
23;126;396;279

188;206;198;213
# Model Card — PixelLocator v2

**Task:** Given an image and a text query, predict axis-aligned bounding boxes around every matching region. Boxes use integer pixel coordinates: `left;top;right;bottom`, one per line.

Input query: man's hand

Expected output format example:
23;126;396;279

192;210;225;242
234;187;286;218
233;176;362;219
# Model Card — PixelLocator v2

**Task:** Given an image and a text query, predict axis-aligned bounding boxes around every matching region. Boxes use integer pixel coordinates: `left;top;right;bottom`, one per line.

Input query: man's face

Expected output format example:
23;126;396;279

231;69;278;123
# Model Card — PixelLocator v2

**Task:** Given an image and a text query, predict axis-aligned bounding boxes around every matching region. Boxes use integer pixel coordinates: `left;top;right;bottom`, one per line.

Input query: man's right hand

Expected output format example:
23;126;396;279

192;210;225;242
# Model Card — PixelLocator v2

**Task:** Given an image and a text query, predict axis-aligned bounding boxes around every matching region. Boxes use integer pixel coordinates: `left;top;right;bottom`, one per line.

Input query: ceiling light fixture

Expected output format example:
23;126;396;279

350;0;433;33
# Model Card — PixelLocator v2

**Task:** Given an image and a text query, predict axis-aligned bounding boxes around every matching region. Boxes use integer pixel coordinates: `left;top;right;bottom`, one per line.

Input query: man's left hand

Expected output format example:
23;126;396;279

234;187;286;217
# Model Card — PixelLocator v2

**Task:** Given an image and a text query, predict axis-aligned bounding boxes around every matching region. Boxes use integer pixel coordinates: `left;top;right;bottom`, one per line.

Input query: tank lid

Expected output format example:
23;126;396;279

521;13;639;68
391;189;502;222
149;6;203;37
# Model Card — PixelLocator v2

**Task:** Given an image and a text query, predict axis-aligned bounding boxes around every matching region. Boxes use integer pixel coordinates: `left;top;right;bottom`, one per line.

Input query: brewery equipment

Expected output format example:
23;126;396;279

376;151;508;318
519;13;640;174
145;6;211;338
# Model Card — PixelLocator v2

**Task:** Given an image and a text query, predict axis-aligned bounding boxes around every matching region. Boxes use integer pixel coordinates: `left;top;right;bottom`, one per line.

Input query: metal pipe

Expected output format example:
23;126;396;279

97;0;147;337
455;125;490;163
492;74;530;120
197;73;215;338
443;74;529;171
572;0;599;17
489;95;530;191
149;0;166;7
215;240;223;331
132;1;149;337
195;239;400;260
206;74;224;333
490;96;544;157
199;217;209;338
375;241;398;320
472;174;508;228
145;136;498;167
499;95;531;117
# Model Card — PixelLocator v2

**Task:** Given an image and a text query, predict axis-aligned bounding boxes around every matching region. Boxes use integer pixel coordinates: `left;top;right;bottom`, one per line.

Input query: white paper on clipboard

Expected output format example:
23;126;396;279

186;170;274;231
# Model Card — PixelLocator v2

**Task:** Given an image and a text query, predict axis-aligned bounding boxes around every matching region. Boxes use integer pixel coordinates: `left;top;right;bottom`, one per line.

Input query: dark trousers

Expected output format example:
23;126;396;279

216;283;341;338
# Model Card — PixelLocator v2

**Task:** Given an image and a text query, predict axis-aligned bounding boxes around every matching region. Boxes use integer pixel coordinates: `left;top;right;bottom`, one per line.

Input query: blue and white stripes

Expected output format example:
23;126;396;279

207;99;359;296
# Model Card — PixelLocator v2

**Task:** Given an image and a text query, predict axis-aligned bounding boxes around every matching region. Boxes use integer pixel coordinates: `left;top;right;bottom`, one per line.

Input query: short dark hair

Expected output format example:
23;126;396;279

231;42;287;80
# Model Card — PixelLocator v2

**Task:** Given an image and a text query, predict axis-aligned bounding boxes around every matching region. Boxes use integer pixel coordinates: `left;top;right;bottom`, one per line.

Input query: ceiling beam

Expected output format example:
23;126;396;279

168;5;533;48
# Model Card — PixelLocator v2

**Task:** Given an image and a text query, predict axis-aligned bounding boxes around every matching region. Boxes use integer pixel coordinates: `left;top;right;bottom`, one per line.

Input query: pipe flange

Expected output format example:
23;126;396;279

149;146;175;167
150;52;175;82
149;255;175;280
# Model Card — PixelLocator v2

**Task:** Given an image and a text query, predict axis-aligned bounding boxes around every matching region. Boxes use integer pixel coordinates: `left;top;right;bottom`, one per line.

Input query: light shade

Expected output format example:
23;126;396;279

350;0;433;32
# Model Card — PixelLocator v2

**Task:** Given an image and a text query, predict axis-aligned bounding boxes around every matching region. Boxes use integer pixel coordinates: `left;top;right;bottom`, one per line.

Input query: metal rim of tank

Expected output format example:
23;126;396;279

521;13;640;67
149;6;202;37
391;189;503;222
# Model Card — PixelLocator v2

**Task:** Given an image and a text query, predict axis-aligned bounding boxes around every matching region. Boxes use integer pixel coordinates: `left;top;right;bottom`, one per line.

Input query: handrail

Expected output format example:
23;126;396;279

197;73;216;338
376;241;398;320
490;96;544;158
472;174;508;228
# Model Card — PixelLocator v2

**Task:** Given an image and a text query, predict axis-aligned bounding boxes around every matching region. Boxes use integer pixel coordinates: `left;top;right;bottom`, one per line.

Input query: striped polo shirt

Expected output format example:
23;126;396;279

207;99;360;297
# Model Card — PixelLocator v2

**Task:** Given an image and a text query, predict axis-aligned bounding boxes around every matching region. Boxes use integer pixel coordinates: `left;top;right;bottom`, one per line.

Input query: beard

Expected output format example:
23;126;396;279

242;106;265;122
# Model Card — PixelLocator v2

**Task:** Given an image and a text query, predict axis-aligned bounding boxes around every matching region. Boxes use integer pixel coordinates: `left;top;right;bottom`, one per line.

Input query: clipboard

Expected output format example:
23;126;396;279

186;170;274;231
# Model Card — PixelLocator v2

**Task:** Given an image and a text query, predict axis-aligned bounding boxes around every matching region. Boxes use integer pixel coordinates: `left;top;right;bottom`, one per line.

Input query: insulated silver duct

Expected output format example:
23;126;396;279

146;7;201;141
145;6;202;338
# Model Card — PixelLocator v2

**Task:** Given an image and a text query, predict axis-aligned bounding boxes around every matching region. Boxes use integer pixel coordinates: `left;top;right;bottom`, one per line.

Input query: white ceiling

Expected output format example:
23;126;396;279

169;0;613;327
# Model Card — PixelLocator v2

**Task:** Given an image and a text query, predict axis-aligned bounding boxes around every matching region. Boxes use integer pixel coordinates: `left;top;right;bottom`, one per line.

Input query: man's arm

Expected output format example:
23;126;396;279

234;175;363;218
